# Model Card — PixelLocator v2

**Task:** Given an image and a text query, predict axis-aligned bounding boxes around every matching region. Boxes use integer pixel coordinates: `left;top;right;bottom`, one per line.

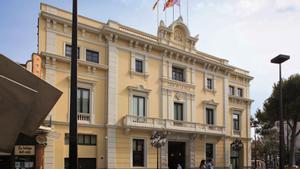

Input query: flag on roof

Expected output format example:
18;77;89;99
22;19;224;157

163;0;180;11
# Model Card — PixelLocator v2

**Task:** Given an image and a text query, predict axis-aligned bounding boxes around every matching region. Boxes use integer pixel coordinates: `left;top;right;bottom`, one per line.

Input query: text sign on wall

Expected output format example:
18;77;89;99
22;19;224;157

15;145;35;156
32;53;42;78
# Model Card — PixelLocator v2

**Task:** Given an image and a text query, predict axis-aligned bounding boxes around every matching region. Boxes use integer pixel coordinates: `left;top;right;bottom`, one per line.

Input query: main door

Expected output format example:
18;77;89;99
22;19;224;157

168;142;185;169
65;158;96;169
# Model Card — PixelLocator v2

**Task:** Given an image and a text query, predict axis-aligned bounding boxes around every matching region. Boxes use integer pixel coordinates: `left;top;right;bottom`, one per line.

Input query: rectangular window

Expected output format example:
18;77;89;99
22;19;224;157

233;114;240;130
133;96;145;117
206;143;214;160
207;78;213;90
172;66;185;82
65;44;80;58
132;139;145;167
65;134;96;145
206;108;214;125
237;88;243;97
229;85;235;95
174;102;183;121
86;49;99;63
77;88;90;114
135;59;143;73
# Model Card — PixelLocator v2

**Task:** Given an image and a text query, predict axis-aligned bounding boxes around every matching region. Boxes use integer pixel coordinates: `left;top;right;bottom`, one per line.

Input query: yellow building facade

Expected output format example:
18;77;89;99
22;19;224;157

38;3;253;169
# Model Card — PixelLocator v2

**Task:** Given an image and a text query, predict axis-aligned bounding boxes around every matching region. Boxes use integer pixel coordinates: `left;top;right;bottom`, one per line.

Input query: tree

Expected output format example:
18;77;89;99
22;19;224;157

256;74;300;166
251;116;279;168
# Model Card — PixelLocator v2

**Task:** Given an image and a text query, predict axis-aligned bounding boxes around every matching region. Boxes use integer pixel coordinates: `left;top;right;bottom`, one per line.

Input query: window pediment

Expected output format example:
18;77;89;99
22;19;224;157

127;85;151;93
202;99;219;106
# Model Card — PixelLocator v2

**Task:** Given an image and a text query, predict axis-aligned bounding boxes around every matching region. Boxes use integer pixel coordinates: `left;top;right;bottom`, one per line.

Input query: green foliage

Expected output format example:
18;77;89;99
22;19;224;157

255;74;300;166
261;74;300;123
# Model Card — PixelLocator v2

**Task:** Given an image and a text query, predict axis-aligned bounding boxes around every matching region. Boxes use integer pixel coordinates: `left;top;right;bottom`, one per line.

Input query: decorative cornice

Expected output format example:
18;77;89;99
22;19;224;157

229;95;253;103
40;5;253;82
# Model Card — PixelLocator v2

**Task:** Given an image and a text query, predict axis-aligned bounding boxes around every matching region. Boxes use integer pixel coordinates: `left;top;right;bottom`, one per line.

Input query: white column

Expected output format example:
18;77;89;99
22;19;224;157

161;89;168;119
186;67;191;83
168;61;172;79
144;56;149;75
161;143;168;168
186;94;191;121
107;42;118;125
107;128;116;169
189;139;196;168
168;90;173;120
107;41;118;169
130;53;135;72
45;66;56;120
162;60;168;78
44;134;55;169
223;77;230;167
191;95;196;122
46;31;56;54
191;68;196;84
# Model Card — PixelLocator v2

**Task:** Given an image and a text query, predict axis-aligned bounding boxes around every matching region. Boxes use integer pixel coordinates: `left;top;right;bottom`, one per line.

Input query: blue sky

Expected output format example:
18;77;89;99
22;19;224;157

0;0;300;117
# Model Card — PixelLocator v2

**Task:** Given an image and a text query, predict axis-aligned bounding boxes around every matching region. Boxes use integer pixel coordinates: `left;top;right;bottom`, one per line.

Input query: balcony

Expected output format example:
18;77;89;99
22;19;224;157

123;115;225;135
77;113;90;123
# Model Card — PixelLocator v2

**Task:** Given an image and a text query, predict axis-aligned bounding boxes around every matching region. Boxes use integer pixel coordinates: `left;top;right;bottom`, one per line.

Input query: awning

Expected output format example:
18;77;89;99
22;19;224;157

0;54;62;152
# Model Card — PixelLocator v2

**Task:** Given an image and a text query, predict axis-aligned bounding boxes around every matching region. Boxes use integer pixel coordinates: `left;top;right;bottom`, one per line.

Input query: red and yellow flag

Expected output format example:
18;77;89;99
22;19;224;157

163;0;180;11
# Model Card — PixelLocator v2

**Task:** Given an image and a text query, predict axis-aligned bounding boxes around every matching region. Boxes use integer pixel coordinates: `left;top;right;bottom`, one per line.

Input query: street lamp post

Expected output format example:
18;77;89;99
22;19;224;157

150;131;167;169
251;120;258;169
271;54;290;169
69;0;78;169
231;138;243;168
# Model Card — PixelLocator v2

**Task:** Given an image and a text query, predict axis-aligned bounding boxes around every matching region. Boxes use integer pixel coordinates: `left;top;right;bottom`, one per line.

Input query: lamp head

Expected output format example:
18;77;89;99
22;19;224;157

271;54;290;64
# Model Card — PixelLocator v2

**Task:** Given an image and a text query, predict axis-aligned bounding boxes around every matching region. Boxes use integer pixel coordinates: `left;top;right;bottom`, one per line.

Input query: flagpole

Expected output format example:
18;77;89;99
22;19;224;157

157;0;159;27
179;0;181;17
164;0;167;25
187;0;189;27
172;5;175;22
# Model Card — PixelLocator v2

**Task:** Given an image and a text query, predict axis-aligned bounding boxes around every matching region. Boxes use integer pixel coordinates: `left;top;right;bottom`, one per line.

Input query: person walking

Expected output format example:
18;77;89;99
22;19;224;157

177;163;183;169
199;160;206;169
206;159;214;169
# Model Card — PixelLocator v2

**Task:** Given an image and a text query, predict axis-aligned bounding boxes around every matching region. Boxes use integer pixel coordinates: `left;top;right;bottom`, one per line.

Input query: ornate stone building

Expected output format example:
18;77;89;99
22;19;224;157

38;3;253;169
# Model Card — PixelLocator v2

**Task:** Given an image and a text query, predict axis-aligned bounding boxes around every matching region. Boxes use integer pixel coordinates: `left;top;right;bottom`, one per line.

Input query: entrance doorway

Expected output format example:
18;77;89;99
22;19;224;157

168;142;185;169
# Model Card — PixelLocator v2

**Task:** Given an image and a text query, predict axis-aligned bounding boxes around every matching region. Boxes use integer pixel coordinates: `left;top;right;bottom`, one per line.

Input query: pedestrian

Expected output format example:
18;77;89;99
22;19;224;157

199;160;206;169
206;159;214;169
177;163;183;169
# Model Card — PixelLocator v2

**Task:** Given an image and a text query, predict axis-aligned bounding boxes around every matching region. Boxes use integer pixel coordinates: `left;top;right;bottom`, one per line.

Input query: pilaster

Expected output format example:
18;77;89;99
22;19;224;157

107;40;118;125
106;35;118;169
168;90;173;120
189;138;196;168
46;30;56;54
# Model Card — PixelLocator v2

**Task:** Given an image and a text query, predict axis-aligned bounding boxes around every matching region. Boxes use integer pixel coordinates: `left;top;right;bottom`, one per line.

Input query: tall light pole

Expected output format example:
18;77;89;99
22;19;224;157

251;119;258;169
271;54;290;169
69;0;78;168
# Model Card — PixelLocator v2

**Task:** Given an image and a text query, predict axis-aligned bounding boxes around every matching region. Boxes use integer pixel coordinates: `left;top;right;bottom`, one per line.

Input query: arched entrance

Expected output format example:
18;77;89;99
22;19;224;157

230;139;243;169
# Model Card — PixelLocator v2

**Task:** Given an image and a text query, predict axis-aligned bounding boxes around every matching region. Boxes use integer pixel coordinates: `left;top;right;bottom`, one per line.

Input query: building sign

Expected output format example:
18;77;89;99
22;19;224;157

15;145;35;156
32;53;42;78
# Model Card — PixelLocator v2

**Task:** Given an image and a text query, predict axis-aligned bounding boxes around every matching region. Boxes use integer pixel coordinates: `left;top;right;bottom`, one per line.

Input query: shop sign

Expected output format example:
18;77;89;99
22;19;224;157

14;145;35;156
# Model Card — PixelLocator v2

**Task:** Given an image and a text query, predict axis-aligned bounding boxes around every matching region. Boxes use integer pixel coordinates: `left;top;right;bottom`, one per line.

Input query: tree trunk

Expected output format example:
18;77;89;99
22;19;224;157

288;120;297;166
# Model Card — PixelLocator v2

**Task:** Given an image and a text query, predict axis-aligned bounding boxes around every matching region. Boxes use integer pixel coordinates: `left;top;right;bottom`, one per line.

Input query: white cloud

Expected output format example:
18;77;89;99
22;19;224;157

190;0;300;113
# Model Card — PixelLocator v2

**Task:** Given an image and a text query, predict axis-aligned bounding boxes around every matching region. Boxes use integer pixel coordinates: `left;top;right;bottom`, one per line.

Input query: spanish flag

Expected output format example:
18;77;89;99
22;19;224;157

163;0;180;11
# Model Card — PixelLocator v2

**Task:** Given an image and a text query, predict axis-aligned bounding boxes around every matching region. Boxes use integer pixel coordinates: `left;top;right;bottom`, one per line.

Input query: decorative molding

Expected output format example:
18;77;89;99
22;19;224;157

202;99;219;106
229;95;253;105
127;85;152;93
